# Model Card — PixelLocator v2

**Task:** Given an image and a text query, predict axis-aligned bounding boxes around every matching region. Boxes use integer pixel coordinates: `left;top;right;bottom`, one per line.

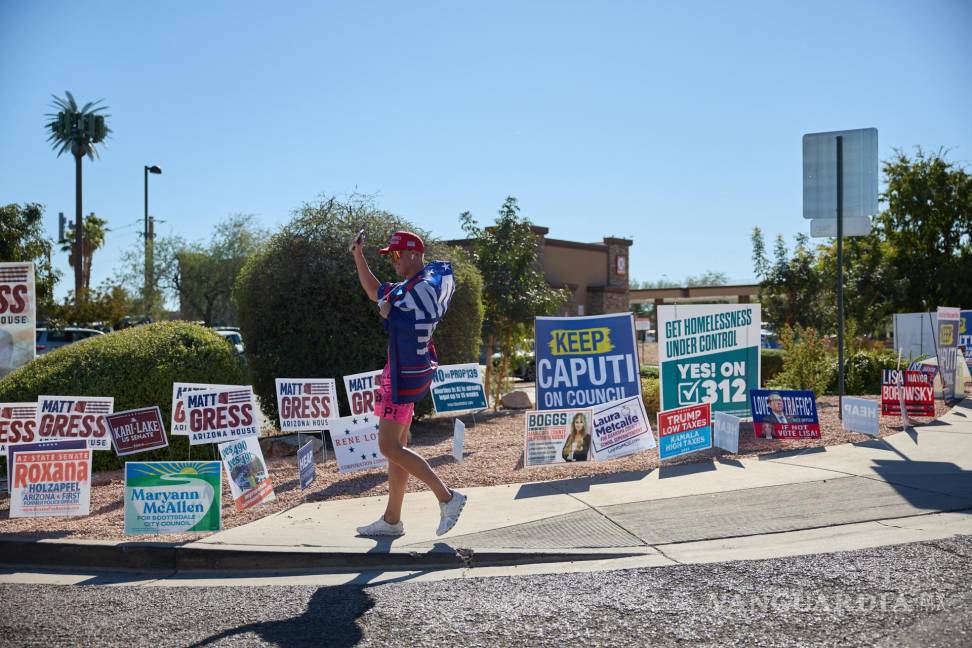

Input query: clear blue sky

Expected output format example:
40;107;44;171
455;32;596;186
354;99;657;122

2;0;970;301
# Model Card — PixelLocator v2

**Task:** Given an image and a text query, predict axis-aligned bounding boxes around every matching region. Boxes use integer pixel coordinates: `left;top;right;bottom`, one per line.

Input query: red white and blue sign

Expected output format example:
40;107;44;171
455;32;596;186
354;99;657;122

657;402;712;460
749;389;820;439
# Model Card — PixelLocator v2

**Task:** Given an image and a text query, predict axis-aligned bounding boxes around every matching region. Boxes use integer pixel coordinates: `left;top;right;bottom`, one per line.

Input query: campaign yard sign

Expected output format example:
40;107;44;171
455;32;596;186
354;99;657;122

8;440;91;518
275;378;336;432
881;370;935;417
298;440;315;490
170;382;236;436
218;437;275;512
523;408;593;467
0;403;37;454
183;386;259;446
658;304;761;420
330;414;387;473
35;396;113;450
0;262;36;378
124;462;222;534
343;369;383;417
657;403;713;460
453;418;465;463
431;363;487;414
535;313;640;411
713;412;740;454
842;397;879;436
104;407;169;456
961;311;972;373
590;396;655;462
938;307;961;401
750;389;820;440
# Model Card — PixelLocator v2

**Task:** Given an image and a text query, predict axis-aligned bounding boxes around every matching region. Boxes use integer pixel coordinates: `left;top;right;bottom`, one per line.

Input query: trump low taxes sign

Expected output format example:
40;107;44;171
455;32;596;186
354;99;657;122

184;386;259;445
535;313;640;411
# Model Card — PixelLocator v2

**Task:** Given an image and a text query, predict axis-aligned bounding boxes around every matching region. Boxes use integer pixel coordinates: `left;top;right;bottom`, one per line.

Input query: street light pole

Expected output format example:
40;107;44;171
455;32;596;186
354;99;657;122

143;165;162;303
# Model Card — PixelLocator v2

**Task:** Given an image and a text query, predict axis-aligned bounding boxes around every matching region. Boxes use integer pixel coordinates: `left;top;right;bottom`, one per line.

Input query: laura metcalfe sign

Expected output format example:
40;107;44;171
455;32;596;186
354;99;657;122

183;386;259;446
0;262;36;378
35;396;114;450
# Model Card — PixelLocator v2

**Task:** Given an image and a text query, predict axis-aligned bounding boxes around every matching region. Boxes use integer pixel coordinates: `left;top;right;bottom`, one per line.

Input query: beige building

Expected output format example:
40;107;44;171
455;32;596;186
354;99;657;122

449;225;632;316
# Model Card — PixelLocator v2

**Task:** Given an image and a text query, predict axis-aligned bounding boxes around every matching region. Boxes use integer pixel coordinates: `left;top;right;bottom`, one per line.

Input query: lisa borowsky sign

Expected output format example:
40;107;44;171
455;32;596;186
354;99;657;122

535;313;641;411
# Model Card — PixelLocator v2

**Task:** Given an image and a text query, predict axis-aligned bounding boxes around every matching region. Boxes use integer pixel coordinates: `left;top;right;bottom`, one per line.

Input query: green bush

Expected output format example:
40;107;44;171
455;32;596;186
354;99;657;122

768;325;832;395
0;322;249;471
640;366;659;379
641;377;660;421
828;349;898;395
234;197;484;424
760;349;784;384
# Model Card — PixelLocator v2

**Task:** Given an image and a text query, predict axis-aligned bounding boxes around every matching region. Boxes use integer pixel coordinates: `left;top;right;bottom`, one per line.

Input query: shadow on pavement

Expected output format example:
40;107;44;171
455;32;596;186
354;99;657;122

188;585;374;648
870;458;972;507
659;460;716;479
757;446;827;461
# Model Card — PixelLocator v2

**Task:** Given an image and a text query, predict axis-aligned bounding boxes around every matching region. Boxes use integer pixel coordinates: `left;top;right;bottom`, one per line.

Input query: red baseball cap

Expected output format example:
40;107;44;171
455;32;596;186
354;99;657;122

379;231;425;255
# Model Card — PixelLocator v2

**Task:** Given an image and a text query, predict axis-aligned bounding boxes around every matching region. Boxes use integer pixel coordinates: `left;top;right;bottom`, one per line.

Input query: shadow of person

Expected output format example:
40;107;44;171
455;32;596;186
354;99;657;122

188;585;374;648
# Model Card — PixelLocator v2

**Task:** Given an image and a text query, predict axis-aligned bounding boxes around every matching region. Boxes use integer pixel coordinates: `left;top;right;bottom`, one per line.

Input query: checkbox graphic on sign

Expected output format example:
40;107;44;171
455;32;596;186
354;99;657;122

678;381;700;405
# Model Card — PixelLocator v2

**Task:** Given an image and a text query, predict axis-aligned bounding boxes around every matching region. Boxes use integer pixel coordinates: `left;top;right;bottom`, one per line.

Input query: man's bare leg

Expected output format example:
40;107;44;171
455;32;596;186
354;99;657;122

382;425;410;525
377;418;451;504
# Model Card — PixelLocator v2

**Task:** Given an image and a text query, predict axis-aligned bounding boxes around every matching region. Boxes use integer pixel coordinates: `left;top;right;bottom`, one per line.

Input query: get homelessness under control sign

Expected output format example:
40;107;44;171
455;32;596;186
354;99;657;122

535;313;641;411
658;304;761;420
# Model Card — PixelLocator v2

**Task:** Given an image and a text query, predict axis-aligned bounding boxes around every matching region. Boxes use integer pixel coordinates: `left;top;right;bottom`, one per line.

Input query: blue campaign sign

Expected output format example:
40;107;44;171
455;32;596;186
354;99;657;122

431;363;487;414
657;403;713;460
535;313;641;411
298;440;315;490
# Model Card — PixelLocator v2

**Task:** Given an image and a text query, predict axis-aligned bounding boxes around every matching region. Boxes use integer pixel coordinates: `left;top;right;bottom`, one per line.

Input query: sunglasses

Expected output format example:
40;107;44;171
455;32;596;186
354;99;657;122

390;250;402;261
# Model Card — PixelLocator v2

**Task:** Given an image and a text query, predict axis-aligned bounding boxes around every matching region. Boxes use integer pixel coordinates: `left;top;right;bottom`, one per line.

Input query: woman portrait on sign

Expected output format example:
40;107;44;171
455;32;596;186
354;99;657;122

562;412;591;462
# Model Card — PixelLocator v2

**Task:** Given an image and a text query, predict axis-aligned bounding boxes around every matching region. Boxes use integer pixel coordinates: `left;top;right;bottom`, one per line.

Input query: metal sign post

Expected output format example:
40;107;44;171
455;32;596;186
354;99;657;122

803;127;878;419
836;135;845;417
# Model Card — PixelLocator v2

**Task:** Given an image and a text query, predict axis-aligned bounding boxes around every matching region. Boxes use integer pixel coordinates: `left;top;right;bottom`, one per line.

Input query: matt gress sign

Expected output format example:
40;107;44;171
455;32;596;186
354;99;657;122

35;396;113;450
184;387;258;445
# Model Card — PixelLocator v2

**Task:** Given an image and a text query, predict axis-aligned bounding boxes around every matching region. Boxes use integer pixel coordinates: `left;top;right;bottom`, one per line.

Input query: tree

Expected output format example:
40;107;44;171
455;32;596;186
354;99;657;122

0;202;61;313
234;194;482;422
45;91;110;304
115;234;182;319
876;148;972;311
174;214;269;325
60;212;109;294
460;196;568;407
751;228;831;333
46;280;134;329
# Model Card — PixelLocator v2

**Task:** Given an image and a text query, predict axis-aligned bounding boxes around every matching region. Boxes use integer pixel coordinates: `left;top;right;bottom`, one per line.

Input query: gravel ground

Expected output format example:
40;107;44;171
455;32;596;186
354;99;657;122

1;535;971;647
0;395;953;542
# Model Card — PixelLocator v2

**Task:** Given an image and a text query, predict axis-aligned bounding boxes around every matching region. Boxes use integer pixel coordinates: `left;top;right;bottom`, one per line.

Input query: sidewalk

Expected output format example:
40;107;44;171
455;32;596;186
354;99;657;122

5;399;972;572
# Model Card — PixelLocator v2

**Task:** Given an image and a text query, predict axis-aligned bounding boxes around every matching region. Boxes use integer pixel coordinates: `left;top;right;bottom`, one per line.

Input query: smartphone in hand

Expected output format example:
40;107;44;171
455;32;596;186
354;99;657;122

349;229;365;253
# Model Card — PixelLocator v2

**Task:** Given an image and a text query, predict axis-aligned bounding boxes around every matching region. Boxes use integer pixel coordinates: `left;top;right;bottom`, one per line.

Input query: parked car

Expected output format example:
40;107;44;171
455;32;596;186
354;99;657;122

35;327;105;355
214;327;245;357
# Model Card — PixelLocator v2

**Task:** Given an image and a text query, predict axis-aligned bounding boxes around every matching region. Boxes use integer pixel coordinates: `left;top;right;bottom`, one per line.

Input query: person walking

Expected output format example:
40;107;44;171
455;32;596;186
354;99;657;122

350;230;467;537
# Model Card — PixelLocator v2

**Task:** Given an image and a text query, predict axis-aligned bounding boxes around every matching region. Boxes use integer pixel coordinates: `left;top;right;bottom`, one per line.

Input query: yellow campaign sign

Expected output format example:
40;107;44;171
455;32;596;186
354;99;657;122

940;326;954;346
547;327;614;356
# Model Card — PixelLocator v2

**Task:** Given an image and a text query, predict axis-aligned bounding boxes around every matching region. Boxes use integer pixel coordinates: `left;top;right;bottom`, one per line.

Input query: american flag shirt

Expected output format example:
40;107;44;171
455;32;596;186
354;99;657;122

377;261;456;404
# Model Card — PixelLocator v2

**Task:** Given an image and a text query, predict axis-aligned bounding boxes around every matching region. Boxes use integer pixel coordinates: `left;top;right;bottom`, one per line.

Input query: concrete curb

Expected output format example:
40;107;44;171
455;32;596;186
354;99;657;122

0;536;644;572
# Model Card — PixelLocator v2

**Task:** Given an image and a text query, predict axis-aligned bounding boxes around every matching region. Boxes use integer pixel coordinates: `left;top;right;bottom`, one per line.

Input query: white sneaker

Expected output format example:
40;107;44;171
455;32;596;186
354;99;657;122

356;516;405;537
436;490;467;536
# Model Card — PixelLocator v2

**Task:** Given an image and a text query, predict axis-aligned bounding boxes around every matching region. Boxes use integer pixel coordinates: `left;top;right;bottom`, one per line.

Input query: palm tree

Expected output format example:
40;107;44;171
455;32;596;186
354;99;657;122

45;91;111;304
60;213;110;294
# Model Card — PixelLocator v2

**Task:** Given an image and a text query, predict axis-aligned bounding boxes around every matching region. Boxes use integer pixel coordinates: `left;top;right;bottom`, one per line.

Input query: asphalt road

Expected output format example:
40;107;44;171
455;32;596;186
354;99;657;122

2;535;972;647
